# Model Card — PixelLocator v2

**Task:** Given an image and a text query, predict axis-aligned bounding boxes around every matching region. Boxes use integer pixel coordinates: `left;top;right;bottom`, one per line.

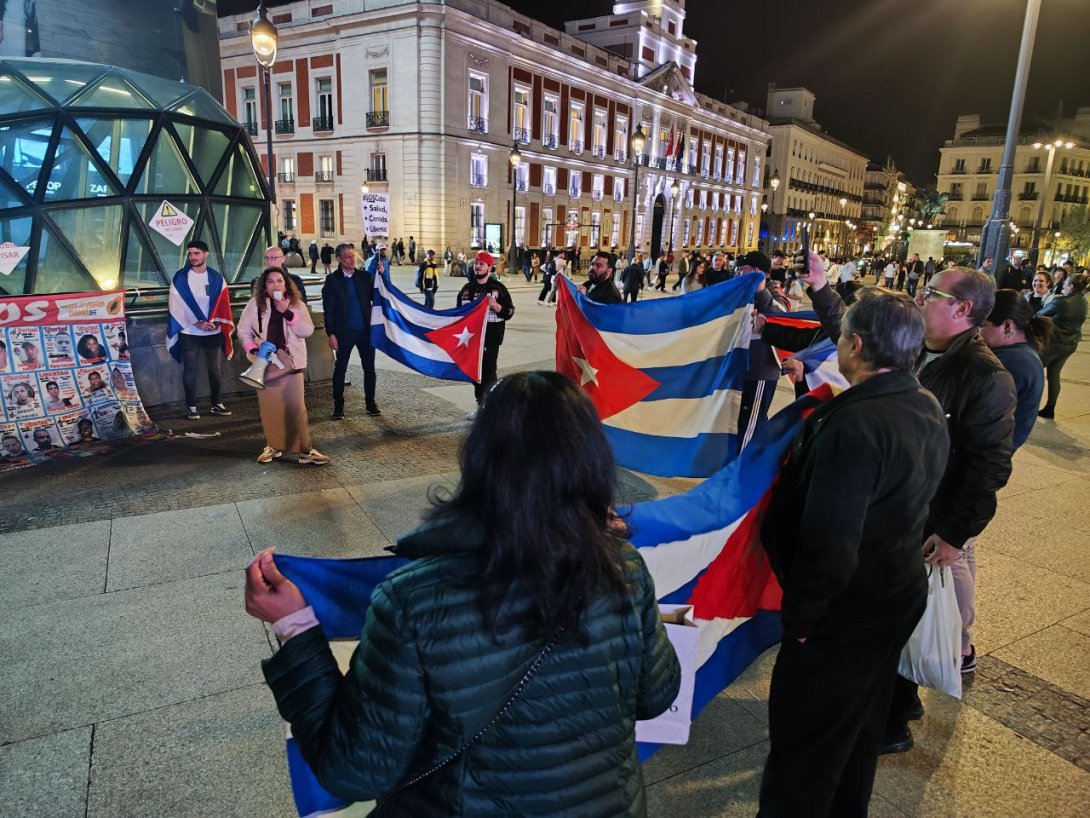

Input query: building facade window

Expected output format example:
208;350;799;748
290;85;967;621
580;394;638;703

699;190;707;210
542;206;554;245
283;198;296;231
726;148;735;183
468;71;488;132
277;82;293;123
279;156;295;182
566;209;579;246
592;108;607;156
695;218;704;246
614;115;628;161
369;152;387;182
590;211;601;245
736;149;746;183
701;141;711;175
316;154;334;182
513;86;530;143
515;205;526;245
470;202;484;247
610;212;620;247
714;145;723;179
543;165;557;195
242;87;257;130
515;162;529;191
543;94;559;148
682;218;691;246
614;177;625;202
315;77;334;130
569;102;585;153
569;171;582;198
319;198;335;236
592;173;604;201
470;153;487;187
370;68;388;112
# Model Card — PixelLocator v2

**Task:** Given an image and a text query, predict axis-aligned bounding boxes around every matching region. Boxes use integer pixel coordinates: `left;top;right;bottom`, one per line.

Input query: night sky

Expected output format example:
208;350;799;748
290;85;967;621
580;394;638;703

221;0;1090;184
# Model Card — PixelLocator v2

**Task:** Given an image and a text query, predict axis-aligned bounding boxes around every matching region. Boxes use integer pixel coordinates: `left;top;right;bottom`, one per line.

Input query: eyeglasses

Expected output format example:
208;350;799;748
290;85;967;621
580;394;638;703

919;286;958;302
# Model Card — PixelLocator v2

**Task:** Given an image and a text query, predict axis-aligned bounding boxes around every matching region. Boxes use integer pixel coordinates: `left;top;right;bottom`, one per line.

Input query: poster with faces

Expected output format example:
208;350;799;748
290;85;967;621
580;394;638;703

78;364;112;402
57;409;96;446
106;363;138;400
74;324;109;364
10;327;44;372
103;322;129;361
43;325;76;368
37;370;80;414
0;422;27;461
2;373;43;420
92;403;131;441
20;417;64;455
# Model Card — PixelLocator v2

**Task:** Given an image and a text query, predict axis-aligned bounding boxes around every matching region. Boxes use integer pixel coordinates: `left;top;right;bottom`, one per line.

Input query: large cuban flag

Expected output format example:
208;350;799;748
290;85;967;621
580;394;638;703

271;386;832;817
555;272;763;478
787;337;849;392
369;272;490;382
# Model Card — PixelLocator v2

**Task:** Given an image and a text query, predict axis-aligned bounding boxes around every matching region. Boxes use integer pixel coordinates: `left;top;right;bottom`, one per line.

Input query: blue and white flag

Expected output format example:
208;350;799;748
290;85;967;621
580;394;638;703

369;272;489;383
556;272;762;478
787;337;849;392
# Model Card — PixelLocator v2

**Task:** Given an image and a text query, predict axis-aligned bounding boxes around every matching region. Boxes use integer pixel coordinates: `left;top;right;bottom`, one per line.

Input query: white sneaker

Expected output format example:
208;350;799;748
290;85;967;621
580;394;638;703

257;446;282;464
298;448;331;465
465;408;478;421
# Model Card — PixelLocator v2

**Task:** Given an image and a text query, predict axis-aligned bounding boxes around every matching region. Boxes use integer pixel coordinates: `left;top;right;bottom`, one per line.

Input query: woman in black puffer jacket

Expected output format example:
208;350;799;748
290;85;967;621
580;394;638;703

1038;273;1088;419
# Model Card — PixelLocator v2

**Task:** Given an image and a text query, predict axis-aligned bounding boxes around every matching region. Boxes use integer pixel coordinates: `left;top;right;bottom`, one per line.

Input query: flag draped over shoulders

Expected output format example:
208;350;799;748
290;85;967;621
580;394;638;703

555;272;762;478
166;267;234;361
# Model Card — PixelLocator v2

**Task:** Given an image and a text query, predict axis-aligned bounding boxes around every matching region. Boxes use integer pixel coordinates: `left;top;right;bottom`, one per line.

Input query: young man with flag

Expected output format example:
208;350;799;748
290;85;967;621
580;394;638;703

758;290;950;818
167;239;234;420
457;251;514;419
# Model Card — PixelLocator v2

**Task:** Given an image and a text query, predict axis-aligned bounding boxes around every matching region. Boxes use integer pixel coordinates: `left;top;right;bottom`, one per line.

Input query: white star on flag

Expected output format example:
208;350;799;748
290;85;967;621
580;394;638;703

573;356;599;387
454;327;474;347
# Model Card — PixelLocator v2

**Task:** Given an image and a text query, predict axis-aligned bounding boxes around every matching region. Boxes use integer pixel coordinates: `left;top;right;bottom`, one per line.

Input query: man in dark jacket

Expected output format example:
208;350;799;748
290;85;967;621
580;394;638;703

758;290;949;818
619;253;645;302
322;244;381;419
457;251;515;419
734;250;782;450
584;251;623;304
703;251;731;287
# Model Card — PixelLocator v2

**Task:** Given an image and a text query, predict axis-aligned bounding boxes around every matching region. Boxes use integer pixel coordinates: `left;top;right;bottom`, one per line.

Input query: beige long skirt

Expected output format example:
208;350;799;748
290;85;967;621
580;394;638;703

257;350;312;454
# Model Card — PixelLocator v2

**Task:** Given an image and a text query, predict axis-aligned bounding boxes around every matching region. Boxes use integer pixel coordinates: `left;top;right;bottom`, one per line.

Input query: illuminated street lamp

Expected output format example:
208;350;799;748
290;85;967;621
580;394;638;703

250;2;279;213
508;142;522;266
360;182;369;196
627;124;646;259
668;179;681;255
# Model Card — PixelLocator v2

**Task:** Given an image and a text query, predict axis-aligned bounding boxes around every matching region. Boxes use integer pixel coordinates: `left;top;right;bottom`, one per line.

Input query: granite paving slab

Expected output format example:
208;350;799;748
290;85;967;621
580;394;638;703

993;623;1090;701
0;520;110;611
0;726;91;818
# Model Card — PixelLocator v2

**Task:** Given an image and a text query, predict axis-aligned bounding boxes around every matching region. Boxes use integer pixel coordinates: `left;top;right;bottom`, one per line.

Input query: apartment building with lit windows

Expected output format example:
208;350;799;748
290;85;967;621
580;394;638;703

217;0;769;258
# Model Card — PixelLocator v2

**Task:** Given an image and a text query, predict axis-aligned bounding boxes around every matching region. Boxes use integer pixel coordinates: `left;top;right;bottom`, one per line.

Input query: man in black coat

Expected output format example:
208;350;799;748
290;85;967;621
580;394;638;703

322;244;381;419
583;251;623;304
758;290;950;818
457;251;515;419
619;253;645;302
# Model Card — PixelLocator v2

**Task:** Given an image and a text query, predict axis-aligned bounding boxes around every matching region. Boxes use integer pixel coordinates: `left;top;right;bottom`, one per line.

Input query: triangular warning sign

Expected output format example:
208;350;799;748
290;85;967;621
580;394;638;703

148;199;194;246
161;202;177;217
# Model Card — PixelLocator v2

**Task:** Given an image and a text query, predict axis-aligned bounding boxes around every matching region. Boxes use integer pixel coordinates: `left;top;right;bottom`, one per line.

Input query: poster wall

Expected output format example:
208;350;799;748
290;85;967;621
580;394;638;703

0;290;156;471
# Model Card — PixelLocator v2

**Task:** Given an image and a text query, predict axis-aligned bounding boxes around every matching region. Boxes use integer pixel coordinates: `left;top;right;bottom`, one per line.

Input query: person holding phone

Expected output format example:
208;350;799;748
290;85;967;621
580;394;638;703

237;268;330;466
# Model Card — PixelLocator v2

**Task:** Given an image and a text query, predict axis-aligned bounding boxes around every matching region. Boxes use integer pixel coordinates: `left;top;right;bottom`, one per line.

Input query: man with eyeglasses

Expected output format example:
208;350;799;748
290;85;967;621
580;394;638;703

260;246;308;303
583;251;623;304
797;259;1016;754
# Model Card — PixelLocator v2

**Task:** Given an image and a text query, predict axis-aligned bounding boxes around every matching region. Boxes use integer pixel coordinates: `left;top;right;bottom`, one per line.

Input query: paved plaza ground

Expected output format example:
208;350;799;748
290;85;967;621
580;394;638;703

2;265;1089;817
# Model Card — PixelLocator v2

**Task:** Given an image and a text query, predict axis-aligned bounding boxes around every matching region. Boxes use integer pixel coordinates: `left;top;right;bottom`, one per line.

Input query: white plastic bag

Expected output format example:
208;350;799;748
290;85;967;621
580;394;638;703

897;565;962;699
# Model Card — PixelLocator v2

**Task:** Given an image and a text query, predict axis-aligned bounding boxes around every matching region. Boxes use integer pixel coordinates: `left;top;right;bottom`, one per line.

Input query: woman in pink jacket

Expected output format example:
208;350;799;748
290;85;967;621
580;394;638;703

237;268;330;465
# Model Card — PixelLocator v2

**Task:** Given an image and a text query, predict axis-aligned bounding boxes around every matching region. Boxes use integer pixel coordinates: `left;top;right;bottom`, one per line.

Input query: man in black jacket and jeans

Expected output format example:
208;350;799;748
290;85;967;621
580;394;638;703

758;290;949;818
457;251;515;420
322;244;381;419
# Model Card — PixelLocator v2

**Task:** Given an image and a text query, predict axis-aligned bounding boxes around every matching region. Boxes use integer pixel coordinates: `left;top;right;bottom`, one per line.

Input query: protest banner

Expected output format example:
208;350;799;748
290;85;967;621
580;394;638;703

0;290;159;472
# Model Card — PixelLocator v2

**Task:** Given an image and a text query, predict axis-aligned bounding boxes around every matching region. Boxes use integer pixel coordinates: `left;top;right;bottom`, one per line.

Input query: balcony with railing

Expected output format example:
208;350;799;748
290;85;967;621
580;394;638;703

543;133;558;149
513;127;530;144
650;156;667;170
592;190;603;201
366;168;387;182
515;180;528;192
468;116;488;134
366;110;389;129
569;185;581;198
313;116;334;133
614;149;627;163
591;144;605;158
277;172;295;183
275;118;295;134
543;183;556;195
315;171;335;183
470;174;486;187
614;190;624;202
687;163;699;175
243;121;258;136
947;191;964;200
975;165;994;174
971;193;990;200
949;167;966;174
569;139;584;154
1017;191;1039;200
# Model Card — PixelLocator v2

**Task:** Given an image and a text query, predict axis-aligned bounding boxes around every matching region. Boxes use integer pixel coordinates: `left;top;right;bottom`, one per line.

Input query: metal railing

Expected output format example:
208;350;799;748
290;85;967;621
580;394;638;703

315;171;335;182
366;168;387;182
366;110;389;128
1017;191;1039;200
515;180;528;192
313;115;334;133
543;183;555;195
277;172;295;183
243;121;258;136
614;150;627;162
591;145;605;158
592;190;603;201
470;174;486;187
569;140;583;153
513;127;530;144
468;116;488;133
569;185;581;197
275;118;295;134
543;133;558;149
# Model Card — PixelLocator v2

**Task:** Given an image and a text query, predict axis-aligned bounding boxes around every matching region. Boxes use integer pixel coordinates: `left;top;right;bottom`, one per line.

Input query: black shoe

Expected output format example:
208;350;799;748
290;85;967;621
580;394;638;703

961;644;977;674
332;406;345;420
209;403;232;416
366;403;382;416
878;726;914;755
1038;407;1055;419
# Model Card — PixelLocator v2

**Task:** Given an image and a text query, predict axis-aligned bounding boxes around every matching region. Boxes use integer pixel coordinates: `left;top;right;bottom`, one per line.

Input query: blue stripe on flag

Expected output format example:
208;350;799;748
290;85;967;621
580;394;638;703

369;324;475;382
641;349;749;401
604;426;740;479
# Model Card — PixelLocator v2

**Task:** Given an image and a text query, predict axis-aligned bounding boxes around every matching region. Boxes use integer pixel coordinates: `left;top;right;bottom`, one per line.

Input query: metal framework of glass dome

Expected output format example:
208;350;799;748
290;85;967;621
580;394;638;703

0;57;270;296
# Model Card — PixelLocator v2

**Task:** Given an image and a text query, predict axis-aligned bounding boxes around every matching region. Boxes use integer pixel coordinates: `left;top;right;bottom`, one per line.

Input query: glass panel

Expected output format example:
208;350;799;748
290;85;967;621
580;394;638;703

168;89;235;126
0;118;54;197
70;72;154;110
212;145;262;199
35;223;97;294
48;206;125;289
0;215;33;295
17;61;108;105
134;200;198;274
0;172;30;210
132;127;199;196
121;222;168;288
45;127;119;201
211;202;264;281
119;68;189;109
233;238;263;285
76;117;153;188
0;67;51;114
171;122;230;188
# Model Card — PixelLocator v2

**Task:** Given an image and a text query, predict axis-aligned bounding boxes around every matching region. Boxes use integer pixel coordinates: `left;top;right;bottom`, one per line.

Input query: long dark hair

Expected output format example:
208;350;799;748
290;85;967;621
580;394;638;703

426;371;626;640
253;266;302;316
989;289;1052;353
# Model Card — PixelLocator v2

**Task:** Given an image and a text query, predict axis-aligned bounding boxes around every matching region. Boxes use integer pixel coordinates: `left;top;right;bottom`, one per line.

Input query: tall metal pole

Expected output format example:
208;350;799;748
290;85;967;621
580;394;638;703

627;158;641;260
978;0;1042;277
263;66;276;207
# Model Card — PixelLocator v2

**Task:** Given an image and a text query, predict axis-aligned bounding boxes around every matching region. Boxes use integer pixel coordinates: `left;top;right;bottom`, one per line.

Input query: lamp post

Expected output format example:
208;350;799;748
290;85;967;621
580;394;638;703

668;179;680;256
250;2;278;231
508;142;522;270
769;171;780;250
1029;139;1075;265
626;124;647;260
978;0;1043;279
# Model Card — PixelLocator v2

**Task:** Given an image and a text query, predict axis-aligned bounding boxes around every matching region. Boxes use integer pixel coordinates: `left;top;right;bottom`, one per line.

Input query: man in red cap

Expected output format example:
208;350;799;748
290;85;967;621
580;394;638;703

456;251;515;419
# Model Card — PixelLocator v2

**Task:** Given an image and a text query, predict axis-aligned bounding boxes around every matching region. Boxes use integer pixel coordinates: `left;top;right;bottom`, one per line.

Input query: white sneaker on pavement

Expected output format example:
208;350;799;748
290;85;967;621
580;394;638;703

298;448;331;465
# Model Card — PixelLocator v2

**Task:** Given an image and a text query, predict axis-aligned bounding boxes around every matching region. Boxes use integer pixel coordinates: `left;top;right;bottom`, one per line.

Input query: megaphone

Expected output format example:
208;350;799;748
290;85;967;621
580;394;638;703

240;341;286;389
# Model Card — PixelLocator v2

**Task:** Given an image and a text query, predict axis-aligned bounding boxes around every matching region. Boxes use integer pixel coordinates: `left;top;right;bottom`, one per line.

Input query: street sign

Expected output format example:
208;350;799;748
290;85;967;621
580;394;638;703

0;242;30;276
147;200;194;246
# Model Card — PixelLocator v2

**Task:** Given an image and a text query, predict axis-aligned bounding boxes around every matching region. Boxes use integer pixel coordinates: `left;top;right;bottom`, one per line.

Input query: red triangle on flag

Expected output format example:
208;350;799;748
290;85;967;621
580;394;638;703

555;277;660;419
426;299;489;381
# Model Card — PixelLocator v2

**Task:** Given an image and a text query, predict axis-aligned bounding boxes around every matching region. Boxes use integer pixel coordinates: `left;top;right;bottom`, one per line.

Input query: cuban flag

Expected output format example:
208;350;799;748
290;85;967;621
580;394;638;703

270;387;832;817
787;337;849;392
555;272;761;478
370;272;490;383
166;267;234;360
